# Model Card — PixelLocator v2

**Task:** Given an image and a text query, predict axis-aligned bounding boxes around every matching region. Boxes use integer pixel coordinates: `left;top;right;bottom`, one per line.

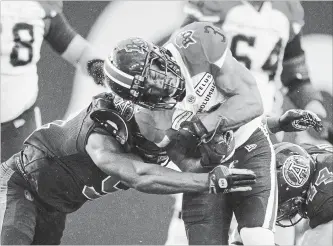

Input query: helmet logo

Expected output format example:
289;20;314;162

282;155;311;188
175;30;196;49
124;38;148;55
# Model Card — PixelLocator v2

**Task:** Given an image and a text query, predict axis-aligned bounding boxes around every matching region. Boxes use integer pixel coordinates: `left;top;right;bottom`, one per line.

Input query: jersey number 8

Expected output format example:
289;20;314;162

10;23;34;67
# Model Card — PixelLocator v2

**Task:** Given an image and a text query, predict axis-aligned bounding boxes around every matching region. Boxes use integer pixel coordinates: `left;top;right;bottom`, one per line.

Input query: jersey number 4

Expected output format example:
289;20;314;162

307;167;333;202
230;34;283;81
10;23;34;66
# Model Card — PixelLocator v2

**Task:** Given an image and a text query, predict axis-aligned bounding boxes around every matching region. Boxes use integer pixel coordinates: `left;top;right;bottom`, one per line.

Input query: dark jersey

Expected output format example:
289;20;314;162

302;144;333;228
23;93;168;212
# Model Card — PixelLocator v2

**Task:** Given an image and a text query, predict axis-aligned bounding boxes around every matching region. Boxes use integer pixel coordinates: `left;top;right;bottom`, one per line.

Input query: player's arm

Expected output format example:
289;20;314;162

264;109;323;134
200;49;264;132
44;12;104;84
86;132;210;194
86;132;255;194
282;33;325;116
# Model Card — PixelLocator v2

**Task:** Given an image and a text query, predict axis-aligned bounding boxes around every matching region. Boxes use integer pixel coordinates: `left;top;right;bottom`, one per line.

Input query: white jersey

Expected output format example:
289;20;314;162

1;1;61;123
165;22;261;148
184;1;304;115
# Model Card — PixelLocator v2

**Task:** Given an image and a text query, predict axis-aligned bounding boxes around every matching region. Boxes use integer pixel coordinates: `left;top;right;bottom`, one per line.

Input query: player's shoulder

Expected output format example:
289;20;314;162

272;1;304;34
184;1;240;23
167;22;228;67
39;1;63;17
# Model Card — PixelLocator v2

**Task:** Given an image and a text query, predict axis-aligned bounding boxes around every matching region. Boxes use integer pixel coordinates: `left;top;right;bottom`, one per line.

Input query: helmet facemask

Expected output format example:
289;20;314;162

131;46;185;110
276;197;307;227
104;41;185;110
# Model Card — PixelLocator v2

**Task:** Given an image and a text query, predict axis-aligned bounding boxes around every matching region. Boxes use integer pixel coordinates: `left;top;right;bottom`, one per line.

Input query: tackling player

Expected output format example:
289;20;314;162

1;1;103;162
0;92;256;245
103;21;277;244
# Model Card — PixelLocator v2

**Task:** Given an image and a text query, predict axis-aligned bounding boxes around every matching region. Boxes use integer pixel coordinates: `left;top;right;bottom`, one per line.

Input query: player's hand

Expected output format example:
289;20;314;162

279;109;323;132
176;117;208;152
199;130;236;167
208;165;256;194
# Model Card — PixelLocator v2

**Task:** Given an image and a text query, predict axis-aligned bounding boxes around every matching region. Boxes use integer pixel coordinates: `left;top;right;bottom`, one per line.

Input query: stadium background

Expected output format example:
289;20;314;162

36;1;332;244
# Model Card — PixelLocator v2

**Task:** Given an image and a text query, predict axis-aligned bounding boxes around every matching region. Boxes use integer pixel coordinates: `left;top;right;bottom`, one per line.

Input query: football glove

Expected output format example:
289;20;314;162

279;109;323;132
199;130;236;168
175;116;208;153
208;165;256;194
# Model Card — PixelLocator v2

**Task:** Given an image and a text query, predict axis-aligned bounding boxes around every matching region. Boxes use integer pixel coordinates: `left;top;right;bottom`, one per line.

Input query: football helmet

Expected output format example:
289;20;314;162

103;37;185;110
274;142;316;227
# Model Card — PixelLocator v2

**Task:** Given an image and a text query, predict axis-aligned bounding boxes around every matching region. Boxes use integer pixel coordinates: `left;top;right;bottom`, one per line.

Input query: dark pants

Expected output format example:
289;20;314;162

1;106;41;162
0;154;66;245
182;125;277;245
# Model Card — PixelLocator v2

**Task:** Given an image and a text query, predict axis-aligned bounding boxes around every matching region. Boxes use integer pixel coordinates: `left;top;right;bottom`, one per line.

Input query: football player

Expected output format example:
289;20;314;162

0;92;256;245
277;143;333;246
103;21;277;243
157;1;331;243
230;141;332;246
1;1;103;163
158;0;327;118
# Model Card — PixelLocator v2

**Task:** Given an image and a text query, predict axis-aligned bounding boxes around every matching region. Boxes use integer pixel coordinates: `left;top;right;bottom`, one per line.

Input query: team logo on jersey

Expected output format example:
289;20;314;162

113;96;135;121
186;94;196;104
195;73;214;96
282;155;311;188
175;30;196;49
244;144;257;152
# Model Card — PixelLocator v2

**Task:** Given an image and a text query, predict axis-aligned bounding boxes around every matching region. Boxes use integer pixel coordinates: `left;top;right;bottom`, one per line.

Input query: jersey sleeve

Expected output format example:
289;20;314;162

168;22;228;70
45;13;77;54
286;1;305;42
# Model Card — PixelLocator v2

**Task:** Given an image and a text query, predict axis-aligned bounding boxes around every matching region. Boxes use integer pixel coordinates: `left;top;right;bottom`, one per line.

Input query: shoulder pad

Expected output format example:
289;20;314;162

90;109;129;146
273;1;304;40
91;92;135;122
168;22;228;72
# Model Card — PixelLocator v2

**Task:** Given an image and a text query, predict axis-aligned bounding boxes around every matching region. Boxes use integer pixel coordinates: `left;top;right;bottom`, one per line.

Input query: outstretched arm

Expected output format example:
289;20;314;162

264;109;323;134
86;132;255;194
86;132;209;194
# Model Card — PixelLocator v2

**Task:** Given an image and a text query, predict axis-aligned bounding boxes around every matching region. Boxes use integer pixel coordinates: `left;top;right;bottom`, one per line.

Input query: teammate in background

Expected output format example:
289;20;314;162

157;0;327;119
156;1;331;244
0;92;256;245
1;1;103;162
230;141;333;246
104;23;275;244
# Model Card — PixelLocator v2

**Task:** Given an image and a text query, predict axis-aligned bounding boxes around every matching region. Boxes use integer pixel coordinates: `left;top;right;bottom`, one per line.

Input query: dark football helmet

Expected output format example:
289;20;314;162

103;37;185;110
274;142;316;227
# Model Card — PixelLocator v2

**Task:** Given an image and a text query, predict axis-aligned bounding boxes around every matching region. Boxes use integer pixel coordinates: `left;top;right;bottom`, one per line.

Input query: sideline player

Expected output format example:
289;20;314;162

0;92;256;245
1;1;103;162
103;22;277;243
